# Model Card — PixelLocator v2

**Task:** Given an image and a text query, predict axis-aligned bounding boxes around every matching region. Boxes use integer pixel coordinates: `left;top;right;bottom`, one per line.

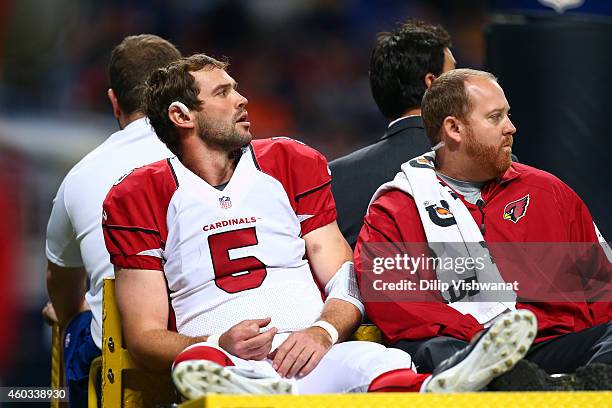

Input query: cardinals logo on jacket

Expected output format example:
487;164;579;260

503;194;530;223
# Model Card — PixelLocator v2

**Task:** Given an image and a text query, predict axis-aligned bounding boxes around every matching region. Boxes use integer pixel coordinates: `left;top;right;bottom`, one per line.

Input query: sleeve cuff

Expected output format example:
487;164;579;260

301;207;337;236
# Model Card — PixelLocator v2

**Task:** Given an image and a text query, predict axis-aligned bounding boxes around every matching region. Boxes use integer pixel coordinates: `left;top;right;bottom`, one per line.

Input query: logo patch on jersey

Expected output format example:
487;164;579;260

503;194;530;223
219;196;232;209
425;200;456;227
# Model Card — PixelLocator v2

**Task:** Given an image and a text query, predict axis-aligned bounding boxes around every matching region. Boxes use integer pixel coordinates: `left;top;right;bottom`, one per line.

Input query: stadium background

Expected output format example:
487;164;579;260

0;0;610;391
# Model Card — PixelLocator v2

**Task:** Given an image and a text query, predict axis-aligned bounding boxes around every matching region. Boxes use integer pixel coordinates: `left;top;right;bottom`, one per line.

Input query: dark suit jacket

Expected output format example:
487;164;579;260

330;116;431;247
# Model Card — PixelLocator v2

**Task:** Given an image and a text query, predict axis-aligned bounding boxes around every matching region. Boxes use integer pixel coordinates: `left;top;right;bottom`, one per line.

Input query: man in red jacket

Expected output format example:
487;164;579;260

355;68;612;387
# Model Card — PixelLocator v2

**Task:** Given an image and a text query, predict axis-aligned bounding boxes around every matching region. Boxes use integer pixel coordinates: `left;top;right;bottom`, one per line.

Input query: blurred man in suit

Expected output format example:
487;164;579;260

331;20;455;248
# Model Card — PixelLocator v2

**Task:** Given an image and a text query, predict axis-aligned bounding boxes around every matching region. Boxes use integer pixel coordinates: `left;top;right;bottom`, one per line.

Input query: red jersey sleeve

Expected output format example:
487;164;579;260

102;159;177;271
355;189;484;344
252;138;336;235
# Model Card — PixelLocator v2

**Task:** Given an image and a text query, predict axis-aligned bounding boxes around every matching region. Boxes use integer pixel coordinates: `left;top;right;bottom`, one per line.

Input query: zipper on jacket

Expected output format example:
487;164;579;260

476;199;486;236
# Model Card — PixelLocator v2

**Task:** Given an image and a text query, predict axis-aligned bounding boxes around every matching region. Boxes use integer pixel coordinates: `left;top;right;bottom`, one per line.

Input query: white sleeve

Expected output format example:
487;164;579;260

45;179;83;267
324;261;365;319
594;222;612;262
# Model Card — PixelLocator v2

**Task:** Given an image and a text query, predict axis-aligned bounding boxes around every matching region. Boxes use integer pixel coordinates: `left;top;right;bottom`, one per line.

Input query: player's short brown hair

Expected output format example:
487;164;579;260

144;54;228;155
422;68;497;145
109;34;181;114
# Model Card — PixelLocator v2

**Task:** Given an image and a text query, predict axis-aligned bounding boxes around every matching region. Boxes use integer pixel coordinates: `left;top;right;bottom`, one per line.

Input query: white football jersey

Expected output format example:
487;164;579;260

46;118;173;348
103;138;336;336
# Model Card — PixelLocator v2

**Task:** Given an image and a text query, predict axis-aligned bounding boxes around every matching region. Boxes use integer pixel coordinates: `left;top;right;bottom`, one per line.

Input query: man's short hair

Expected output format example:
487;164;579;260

143;54;228;155
109;34;181;115
369;19;451;120
421;68;497;145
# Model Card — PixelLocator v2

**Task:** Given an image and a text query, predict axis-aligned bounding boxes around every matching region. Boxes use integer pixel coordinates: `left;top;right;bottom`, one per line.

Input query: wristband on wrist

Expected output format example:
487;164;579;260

311;320;339;345
207;333;221;347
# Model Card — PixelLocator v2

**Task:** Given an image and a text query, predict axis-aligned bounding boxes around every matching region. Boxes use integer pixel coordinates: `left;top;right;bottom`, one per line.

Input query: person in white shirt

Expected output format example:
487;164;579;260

44;34;181;407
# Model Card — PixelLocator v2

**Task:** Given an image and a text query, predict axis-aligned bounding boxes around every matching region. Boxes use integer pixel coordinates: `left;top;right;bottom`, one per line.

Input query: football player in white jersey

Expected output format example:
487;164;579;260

45;35;181;407
102;53;537;397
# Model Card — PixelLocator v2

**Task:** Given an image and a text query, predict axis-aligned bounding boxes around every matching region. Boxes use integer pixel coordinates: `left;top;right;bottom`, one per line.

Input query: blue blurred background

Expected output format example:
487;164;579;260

0;0;610;392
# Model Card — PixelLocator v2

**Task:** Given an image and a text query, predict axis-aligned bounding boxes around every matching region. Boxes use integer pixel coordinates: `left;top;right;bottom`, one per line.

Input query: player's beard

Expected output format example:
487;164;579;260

464;125;513;178
195;111;252;152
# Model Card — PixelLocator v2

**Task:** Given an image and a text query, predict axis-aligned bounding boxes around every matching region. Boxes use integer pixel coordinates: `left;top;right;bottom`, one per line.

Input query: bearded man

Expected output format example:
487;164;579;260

355;68;612;388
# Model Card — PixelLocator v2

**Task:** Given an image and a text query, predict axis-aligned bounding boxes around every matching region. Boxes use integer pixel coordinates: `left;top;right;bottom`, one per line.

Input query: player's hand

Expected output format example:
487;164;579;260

219;317;277;360
268;326;332;378
42;301;58;326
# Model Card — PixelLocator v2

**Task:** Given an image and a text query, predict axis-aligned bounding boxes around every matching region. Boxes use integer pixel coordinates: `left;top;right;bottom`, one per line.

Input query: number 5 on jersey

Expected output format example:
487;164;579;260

208;227;267;293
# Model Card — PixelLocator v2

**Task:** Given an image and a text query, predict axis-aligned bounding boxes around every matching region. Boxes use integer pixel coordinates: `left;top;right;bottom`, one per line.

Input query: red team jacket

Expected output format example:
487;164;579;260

356;162;611;344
